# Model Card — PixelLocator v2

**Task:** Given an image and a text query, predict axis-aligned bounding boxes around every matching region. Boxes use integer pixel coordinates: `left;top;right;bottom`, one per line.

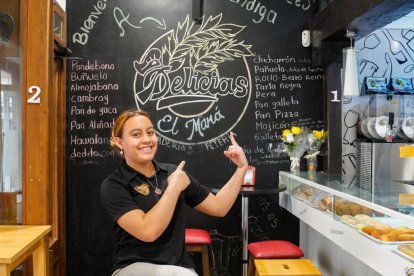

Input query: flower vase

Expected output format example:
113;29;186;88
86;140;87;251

307;156;317;173
289;156;301;174
305;149;319;174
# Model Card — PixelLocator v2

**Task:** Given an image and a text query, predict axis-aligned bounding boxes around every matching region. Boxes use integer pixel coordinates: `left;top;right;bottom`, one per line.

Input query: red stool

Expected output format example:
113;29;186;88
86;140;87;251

247;240;304;276
185;228;211;276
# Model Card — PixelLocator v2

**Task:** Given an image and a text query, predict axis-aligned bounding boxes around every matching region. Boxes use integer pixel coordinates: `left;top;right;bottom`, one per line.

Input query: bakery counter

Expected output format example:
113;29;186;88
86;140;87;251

279;171;414;275
279;172;414;225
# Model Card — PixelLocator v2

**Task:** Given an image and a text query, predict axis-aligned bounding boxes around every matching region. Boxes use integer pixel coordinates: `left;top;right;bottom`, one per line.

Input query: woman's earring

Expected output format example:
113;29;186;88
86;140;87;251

120;149;123;155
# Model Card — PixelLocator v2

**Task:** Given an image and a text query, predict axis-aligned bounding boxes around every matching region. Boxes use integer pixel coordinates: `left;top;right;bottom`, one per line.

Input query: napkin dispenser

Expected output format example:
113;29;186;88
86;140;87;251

243;165;256;186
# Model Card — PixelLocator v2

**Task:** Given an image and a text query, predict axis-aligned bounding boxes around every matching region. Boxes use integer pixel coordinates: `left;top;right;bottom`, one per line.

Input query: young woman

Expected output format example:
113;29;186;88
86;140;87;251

100;109;248;276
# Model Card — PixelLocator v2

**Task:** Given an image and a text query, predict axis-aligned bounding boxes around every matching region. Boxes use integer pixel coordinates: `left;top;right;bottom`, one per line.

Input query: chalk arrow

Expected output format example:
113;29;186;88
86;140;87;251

139;17;167;30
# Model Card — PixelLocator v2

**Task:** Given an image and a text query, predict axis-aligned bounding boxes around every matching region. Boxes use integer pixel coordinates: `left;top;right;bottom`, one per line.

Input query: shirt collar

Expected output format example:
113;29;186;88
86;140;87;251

120;159;168;183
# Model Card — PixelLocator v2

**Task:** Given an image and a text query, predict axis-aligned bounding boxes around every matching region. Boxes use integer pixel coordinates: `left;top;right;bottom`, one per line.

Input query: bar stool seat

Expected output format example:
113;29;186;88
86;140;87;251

185;228;211;276
247;240;304;276
254;259;322;276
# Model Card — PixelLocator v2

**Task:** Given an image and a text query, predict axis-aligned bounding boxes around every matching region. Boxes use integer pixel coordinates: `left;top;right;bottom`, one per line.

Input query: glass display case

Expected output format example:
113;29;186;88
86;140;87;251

279;171;414;275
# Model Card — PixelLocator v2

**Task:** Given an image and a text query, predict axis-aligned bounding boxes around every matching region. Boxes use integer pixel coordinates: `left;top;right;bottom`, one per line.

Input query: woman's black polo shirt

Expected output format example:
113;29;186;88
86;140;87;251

100;159;210;273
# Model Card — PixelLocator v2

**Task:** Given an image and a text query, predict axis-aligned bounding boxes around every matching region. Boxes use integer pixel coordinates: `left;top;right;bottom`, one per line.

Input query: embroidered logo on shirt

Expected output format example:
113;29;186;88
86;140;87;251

134;183;150;195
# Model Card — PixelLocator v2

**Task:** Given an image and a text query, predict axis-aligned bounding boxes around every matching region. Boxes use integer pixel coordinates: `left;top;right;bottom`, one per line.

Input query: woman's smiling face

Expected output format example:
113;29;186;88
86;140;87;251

118;115;158;166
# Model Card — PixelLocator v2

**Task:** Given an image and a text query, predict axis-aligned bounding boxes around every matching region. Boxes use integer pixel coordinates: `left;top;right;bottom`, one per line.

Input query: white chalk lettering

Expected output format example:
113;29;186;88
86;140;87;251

229;0;277;24
253;54;296;64
71;60;115;71
72;0;107;45
185;107;225;140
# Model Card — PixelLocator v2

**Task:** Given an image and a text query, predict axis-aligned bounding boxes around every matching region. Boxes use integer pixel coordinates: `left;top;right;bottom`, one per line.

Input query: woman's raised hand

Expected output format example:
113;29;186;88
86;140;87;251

167;161;190;192
224;132;248;169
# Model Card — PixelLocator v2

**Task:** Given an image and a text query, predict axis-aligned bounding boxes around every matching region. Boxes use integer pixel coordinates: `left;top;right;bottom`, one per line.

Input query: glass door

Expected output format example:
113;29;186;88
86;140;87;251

0;1;22;224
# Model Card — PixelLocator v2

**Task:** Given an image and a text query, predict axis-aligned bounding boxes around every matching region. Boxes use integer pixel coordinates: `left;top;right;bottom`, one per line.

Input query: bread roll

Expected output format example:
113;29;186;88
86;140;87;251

336;204;350;216
395;226;411;232
390;230;404;237
350;205;362;216
293;190;307;200
378;226;392;234
362;225;375;235
354;214;371;222
370;229;382;239
335;203;343;215
399;234;414;241
372;222;390;229
379;234;398;242
292;185;314;200
304;187;315;198
356;223;366;230
398;244;414;258
341;215;358;226
320;196;332;211
394;226;414;234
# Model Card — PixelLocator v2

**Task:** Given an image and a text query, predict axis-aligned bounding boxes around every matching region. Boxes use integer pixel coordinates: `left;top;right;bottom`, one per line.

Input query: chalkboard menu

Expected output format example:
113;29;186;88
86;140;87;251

66;0;323;275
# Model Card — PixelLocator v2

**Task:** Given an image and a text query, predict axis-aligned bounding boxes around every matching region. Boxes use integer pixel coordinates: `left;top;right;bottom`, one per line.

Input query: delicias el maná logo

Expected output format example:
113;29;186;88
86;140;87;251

133;14;253;149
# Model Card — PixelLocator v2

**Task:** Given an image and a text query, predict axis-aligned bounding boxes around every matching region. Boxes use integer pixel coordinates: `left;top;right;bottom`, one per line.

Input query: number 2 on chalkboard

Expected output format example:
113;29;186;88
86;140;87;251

330;90;340;102
27;86;41;104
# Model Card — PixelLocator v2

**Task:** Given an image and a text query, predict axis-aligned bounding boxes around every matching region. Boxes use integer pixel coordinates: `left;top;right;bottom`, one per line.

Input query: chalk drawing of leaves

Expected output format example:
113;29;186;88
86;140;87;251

162;14;253;74
190;39;253;74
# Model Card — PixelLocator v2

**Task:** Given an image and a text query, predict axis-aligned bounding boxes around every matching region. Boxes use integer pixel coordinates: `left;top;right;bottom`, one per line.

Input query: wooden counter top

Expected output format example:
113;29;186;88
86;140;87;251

0;225;51;275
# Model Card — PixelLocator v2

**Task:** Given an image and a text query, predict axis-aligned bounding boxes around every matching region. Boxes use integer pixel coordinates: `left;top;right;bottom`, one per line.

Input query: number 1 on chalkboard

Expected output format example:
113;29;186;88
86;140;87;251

330;90;340;102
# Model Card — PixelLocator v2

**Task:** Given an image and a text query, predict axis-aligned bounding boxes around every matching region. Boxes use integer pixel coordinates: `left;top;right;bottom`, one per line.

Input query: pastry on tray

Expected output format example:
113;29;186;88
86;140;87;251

360;225;414;242
292;185;315;201
398;244;414;258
